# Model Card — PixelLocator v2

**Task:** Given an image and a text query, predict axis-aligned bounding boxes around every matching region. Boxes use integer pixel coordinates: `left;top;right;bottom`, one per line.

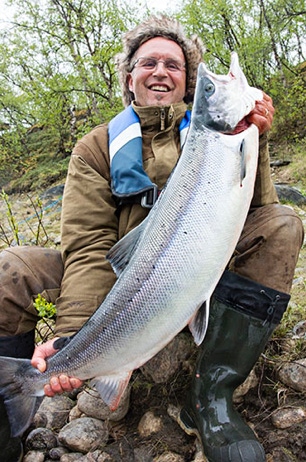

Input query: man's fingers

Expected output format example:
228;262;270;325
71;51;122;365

35;359;47;373
43;374;83;397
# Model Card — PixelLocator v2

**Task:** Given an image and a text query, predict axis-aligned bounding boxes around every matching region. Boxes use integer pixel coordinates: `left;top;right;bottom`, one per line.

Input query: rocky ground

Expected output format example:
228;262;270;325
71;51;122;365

0;169;305;462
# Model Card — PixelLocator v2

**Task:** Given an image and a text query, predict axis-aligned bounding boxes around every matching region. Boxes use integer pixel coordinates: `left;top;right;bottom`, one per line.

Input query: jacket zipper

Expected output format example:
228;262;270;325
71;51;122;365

160;108;166;131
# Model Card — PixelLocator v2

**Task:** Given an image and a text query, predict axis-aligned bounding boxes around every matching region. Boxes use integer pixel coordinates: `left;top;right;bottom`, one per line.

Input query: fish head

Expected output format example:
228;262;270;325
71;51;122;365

193;52;263;133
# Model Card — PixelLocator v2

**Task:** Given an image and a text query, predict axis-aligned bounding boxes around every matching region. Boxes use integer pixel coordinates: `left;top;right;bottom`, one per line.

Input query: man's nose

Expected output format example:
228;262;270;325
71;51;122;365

153;62;168;75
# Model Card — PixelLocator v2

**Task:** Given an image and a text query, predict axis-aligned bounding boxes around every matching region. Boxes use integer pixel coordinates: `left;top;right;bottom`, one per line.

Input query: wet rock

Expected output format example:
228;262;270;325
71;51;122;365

58;417;109;453
25;427;58;451
33;411;48;429
271;406;306;429
275;184;306;205
48;445;70;458
40;184;64;200
233;368;258;403
77;386;130;422
69;404;84;421
60;454;84;461
34;394;74;431
278;358;306;392
76;449;115;461
167;404;180;422
292;320;306;339
23;450;45;462
141;333;194;383
153;451;185;462
138;411;163;437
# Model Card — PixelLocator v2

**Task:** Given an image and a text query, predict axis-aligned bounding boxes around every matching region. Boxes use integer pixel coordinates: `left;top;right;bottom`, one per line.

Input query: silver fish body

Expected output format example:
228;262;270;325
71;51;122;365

0;52;262;437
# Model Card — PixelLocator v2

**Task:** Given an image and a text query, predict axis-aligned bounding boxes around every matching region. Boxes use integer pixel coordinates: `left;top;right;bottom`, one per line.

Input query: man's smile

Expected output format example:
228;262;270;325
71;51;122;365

149;84;170;92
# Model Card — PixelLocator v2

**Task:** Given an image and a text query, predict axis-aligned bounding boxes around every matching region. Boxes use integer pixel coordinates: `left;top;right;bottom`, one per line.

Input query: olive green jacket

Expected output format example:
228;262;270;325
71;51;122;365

54;101;278;336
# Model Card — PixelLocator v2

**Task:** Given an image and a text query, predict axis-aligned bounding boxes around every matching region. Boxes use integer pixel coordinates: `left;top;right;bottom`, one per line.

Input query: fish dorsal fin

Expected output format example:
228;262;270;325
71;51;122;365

90;371;132;411
188;299;210;346
106;219;147;277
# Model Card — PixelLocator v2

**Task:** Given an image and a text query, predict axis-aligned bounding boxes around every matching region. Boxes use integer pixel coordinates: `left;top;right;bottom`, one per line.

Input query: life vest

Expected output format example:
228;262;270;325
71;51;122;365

108;105;191;208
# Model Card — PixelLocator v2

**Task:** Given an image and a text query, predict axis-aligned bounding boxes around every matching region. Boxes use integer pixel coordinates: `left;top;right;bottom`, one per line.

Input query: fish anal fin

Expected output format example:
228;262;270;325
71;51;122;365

90;371;132;411
188;299;210;346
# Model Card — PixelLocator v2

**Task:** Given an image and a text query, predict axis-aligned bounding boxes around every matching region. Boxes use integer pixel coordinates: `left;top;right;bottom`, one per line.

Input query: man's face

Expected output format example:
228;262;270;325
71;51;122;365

127;37;187;107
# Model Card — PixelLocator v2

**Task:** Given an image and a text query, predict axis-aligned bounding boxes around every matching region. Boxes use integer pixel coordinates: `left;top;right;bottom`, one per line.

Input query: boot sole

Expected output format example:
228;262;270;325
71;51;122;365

177;408;200;438
177;408;266;462
177;409;210;461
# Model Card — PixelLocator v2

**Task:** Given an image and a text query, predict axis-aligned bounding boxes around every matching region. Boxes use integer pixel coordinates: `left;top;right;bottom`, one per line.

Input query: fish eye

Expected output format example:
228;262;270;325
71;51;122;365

202;78;215;96
205;83;215;94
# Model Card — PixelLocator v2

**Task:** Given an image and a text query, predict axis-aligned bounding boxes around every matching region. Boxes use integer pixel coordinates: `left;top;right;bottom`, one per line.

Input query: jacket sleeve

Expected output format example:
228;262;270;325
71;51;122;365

250;133;279;208
54;125;119;337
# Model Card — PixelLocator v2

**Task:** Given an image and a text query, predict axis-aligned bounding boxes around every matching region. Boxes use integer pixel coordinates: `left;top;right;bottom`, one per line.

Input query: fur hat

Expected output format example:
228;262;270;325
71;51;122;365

116;15;205;107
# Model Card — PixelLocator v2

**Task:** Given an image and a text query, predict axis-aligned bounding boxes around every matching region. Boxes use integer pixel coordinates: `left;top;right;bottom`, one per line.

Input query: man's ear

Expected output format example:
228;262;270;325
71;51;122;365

127;74;134;93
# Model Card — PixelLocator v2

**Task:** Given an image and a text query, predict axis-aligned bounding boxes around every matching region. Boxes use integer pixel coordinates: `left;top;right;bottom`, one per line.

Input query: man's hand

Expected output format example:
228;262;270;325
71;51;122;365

31;338;83;397
232;92;275;135
246;92;275;135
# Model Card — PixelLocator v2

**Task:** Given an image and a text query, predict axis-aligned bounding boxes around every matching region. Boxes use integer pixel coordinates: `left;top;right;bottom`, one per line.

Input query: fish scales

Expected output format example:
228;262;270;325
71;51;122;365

0;52;262;436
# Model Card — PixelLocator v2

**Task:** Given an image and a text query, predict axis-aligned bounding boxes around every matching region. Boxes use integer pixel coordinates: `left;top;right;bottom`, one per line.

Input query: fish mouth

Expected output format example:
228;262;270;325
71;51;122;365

197;52;244;87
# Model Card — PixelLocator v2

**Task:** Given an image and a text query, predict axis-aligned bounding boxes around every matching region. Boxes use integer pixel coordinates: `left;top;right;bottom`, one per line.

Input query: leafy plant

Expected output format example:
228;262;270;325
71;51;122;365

34;293;57;343
34;293;57;319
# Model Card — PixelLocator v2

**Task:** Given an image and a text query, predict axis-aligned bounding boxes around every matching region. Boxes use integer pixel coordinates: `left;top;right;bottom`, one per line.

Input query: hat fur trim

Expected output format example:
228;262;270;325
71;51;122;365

116;15;205;107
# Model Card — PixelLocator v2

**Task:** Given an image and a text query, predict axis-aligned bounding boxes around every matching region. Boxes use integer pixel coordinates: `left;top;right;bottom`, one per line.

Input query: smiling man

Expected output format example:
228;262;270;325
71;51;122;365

0;15;303;462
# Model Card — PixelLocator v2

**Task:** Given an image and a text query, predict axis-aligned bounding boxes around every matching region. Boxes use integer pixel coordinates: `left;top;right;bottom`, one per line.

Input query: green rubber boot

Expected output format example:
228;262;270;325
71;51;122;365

0;330;35;462
179;271;290;462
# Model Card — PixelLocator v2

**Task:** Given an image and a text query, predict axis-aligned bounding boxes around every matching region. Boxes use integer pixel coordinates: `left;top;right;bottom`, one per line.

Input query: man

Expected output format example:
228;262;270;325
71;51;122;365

0;16;303;462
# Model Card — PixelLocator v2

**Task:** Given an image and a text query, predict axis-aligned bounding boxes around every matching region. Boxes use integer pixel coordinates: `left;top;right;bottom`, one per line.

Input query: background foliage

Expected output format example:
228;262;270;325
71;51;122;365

0;0;305;191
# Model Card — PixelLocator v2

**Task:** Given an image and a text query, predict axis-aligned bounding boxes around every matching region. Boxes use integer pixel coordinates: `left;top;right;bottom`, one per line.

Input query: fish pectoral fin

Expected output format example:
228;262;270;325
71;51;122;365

188;299;210;346
90;370;132;411
106;220;147;277
240;139;246;186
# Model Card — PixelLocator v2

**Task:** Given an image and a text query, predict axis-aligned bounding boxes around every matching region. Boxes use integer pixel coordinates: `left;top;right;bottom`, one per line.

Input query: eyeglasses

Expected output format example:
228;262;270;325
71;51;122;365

131;56;186;73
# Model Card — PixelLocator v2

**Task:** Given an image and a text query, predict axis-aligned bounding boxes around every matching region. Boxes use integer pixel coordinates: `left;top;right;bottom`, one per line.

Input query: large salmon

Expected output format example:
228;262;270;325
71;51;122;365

0;52;263;437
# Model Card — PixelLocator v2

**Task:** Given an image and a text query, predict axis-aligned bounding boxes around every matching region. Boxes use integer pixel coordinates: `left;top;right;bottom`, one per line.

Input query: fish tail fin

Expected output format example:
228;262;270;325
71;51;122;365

0;356;40;436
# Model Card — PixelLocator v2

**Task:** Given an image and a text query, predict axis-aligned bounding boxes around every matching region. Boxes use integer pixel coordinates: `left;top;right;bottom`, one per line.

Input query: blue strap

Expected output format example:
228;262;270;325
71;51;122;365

108;105;191;204
179;109;191;146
